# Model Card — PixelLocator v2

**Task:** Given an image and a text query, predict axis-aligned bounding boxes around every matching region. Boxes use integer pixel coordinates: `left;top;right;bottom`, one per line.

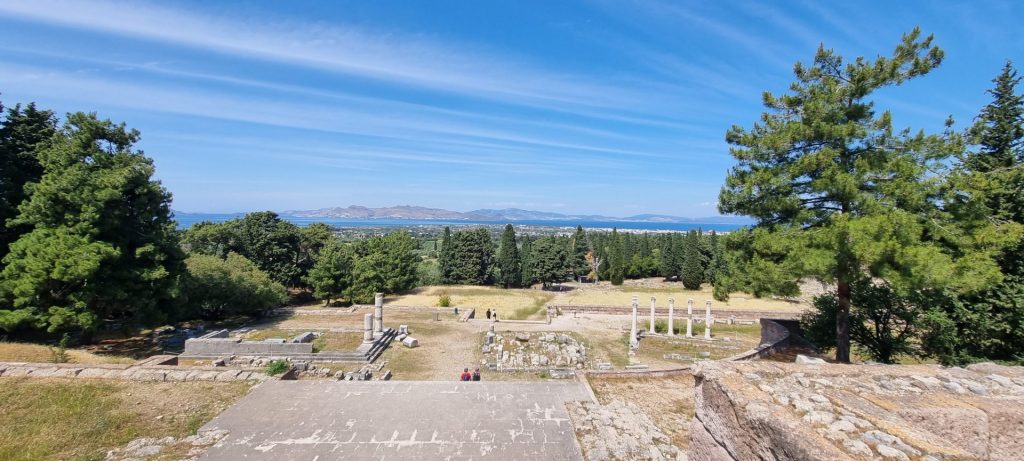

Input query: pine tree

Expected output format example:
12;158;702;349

446;228;494;285
496;224;522;288
305;239;353;305
680;230;703;289
0;113;184;333
718;29;1006;362
0;102;58;268
530;236;570;288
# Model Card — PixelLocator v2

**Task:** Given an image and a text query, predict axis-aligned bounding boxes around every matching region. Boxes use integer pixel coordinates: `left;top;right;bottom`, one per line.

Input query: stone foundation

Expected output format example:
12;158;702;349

0;357;271;382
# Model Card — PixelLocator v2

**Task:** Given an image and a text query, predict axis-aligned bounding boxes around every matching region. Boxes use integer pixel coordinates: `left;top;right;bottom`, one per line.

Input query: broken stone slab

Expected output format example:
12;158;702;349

549;368;576;379
796;354;827;364
292;332;316;343
624;364;649;370
515;333;530;342
398;324;409;335
401;337;418;348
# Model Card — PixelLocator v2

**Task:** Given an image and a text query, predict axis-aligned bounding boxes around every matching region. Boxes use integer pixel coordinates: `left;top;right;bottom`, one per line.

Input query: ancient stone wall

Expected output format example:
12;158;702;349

690;361;1024;460
0;357;271;382
182;329;313;357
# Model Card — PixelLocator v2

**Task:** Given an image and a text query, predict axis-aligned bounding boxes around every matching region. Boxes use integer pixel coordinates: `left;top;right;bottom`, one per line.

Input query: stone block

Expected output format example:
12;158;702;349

130;369;167;382
292;332;316;343
402;337;418;348
796;354;827;364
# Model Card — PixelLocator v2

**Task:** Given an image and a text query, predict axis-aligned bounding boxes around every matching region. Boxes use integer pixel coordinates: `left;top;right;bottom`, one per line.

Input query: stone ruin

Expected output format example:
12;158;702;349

690;360;1024;460
180;292;397;363
481;327;589;374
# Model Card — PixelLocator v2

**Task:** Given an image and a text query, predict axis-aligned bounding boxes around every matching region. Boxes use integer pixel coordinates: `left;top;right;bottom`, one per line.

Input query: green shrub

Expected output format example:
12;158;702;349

265;360;290;376
48;333;70;364
438;292;451;307
653;319;682;335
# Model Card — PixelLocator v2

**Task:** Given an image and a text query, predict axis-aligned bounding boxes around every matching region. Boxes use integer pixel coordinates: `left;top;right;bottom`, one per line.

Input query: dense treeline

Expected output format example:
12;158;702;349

715;29;1024;365
435;224;726;289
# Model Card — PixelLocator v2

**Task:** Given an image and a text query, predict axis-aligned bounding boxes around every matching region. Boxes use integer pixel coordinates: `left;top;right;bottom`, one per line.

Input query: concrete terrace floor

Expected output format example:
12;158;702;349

199;380;591;460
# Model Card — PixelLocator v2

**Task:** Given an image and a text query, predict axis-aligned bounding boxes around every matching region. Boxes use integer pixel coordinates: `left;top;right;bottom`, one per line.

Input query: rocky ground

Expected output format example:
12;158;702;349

691;361;1024;461
568;400;686;460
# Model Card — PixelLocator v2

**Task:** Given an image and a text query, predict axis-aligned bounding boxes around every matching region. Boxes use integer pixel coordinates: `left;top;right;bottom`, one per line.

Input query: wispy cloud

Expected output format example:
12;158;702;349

0;0;677;119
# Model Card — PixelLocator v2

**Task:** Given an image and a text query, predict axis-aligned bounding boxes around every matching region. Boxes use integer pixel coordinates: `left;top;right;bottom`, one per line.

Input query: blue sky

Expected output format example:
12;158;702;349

0;1;1021;217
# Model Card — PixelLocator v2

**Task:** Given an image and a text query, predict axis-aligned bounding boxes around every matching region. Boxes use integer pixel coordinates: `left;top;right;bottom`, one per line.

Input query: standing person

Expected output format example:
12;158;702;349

460;368;472;381
486;309;492;320
472;368;481;381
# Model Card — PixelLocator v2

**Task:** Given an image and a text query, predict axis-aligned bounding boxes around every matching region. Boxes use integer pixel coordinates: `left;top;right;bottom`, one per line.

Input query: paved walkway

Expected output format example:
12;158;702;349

199;380;591;460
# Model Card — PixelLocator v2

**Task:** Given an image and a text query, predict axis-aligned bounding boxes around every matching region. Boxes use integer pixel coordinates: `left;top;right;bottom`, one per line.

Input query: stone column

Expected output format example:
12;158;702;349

704;300;712;340
667;298;675;337
363;313;374;342
373;293;384;336
686;299;694;337
649;297;656;334
629;296;639;355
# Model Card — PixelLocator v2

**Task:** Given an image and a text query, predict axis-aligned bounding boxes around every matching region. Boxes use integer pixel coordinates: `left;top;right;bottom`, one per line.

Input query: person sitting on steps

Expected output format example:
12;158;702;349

472;368;481;381
460;368;472;381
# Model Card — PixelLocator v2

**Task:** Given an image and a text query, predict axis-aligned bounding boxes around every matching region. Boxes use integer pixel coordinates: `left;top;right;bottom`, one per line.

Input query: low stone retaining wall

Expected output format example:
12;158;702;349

0;356;271;382
549;304;803;320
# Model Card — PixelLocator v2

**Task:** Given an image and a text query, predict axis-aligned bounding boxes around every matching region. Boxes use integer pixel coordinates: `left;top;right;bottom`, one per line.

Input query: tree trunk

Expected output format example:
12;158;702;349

836;279;851;363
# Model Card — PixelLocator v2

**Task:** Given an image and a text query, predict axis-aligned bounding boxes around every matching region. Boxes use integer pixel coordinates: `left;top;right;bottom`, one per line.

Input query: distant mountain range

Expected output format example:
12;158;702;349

276;205;753;224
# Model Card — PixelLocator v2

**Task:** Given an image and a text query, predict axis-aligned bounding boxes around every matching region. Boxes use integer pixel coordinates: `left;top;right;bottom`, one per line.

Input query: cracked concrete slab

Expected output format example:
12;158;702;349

199;380;590;460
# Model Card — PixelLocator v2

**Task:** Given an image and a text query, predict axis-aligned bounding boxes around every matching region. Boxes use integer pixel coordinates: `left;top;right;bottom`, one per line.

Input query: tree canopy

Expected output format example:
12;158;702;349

0;113;184;333
718;29;1008;362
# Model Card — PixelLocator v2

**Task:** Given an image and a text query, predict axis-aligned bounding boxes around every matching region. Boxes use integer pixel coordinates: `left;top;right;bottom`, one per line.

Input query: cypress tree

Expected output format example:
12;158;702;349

520;235;535;286
608;228;624;285
570;225;589;280
680;230;703;289
439;226;453;284
496;224;522;288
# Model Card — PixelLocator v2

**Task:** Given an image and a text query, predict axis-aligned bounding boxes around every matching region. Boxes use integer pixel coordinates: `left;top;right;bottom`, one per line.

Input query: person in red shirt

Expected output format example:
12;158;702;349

460;368;472;381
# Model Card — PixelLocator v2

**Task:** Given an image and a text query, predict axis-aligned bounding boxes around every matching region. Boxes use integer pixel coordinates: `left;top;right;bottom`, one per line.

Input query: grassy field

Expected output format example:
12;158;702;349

554;280;805;312
0;342;134;365
0;378;250;461
388;286;554;320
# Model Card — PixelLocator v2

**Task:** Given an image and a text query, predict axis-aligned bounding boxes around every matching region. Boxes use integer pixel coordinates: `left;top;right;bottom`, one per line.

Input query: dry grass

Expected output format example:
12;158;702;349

634;325;761;367
0;378;250;461
553;280;805;312
0;342;134;365
388;286;554;320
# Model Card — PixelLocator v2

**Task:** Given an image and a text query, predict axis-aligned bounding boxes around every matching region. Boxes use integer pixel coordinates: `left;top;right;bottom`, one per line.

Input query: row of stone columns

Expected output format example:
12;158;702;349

634;296;713;339
363;292;386;342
